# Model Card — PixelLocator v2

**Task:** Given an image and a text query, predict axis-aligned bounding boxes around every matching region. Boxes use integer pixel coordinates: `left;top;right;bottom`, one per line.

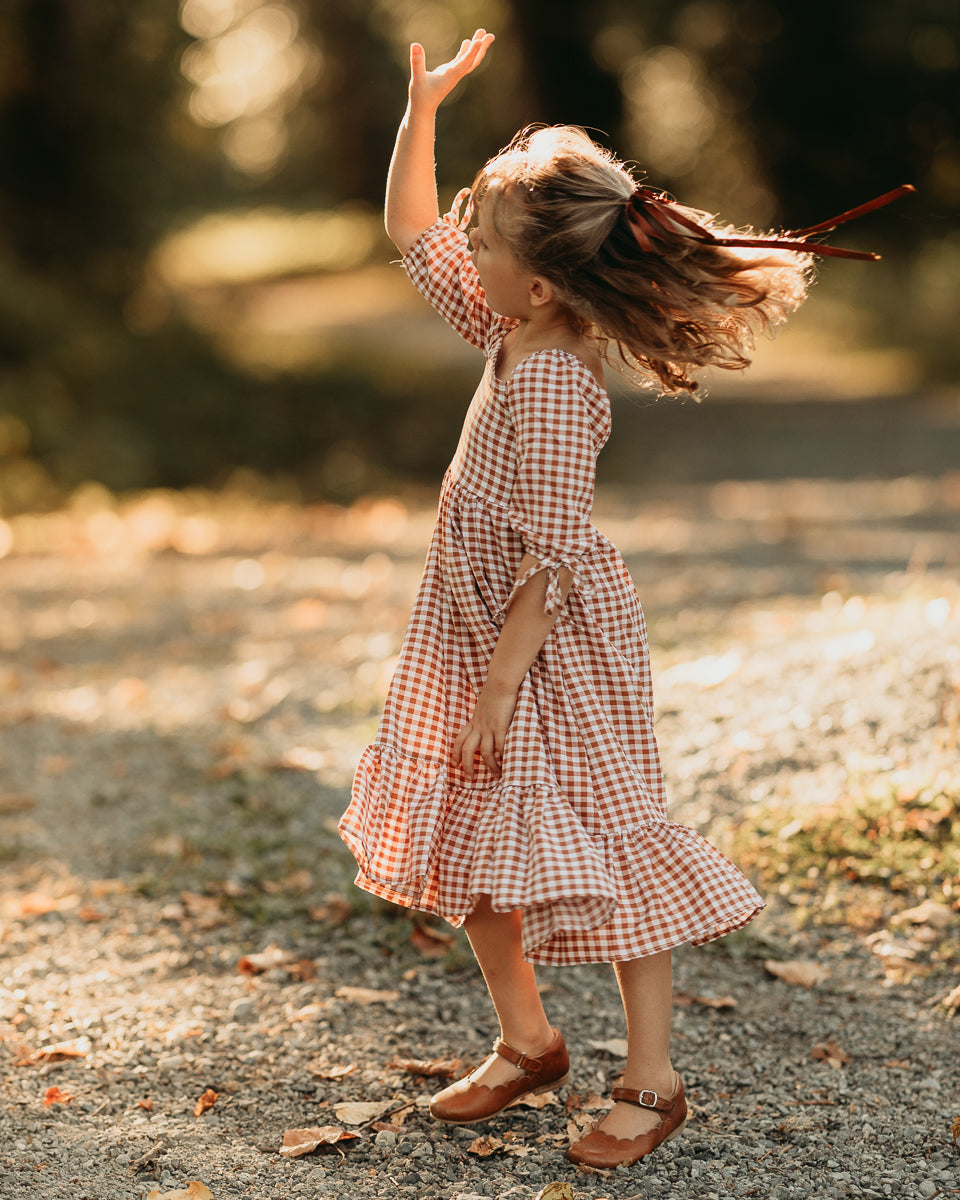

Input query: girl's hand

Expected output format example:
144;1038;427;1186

409;28;495;112
453;681;517;781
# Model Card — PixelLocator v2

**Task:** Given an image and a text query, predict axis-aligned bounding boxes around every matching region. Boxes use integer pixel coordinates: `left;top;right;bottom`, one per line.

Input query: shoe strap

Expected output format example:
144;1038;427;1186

612;1082;675;1114
493;1038;543;1073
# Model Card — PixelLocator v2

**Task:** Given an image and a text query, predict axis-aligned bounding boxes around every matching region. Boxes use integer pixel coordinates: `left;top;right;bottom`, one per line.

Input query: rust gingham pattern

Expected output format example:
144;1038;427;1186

338;201;763;965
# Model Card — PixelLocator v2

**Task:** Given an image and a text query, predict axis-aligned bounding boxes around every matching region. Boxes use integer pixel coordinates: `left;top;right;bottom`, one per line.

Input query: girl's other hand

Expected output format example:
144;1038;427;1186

452;682;516;781
409;28;495;112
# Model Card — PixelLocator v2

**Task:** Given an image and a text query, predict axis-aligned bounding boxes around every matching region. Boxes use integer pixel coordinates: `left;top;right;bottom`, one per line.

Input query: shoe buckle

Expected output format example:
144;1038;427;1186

638;1089;659;1109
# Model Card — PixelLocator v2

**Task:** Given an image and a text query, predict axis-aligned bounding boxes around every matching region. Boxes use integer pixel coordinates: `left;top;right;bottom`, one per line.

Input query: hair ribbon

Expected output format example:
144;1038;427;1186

627;184;916;261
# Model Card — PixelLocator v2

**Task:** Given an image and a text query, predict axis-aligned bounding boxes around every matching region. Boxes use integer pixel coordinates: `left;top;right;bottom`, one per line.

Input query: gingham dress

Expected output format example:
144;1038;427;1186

338;199;763;966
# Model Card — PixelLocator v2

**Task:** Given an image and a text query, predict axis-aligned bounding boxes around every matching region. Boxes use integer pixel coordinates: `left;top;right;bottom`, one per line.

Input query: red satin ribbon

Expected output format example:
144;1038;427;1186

626;184;916;261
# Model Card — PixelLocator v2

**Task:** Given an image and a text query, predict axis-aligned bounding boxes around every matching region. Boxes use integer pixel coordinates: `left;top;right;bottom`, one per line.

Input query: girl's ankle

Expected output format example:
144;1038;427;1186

499;1025;555;1055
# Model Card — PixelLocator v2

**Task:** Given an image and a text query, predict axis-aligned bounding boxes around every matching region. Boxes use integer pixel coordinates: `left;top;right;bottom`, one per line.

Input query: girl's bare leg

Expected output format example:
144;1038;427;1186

461;895;556;1088
597;949;676;1139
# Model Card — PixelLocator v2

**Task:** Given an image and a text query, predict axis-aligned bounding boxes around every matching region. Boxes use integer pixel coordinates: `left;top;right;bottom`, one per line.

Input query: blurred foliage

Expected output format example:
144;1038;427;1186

732;770;960;897
0;0;958;509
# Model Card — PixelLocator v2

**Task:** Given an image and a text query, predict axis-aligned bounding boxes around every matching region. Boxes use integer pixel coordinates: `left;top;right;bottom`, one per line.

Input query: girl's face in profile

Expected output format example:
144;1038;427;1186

468;195;532;318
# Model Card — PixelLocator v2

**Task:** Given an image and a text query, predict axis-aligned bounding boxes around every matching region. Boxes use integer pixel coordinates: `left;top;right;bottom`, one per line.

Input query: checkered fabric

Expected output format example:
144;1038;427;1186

338;198;763;965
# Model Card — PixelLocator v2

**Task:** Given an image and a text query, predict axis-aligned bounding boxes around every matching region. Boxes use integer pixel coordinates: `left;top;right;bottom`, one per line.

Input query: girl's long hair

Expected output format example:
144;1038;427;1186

469;126;811;394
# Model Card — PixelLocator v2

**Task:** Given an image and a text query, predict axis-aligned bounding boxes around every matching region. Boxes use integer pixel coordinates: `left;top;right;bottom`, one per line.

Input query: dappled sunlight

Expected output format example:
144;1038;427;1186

0;480;957;809
179;0;319;174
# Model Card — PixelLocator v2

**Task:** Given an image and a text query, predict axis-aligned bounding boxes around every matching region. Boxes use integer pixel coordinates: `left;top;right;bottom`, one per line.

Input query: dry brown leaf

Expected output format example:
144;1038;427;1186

0;794;34;814
566;1112;596;1141
952;1114;960;1145
534;1184;575;1200
698;994;737;1009
811;1040;852;1070
279;1126;358;1158
588;1037;629;1057
32;1036;91;1064
146;1182;214;1199
512;1090;560;1110
564;1091;609;1113
18;892;80;916
387;1055;461;1078
310;1062;357;1080
43;1085;74;1107
137;1098;155;1110
410;923;456;957
334;985;400;1005
308;894;354;925
764;959;830;988
333;1100;394;1125
883;1059;910;1069
891;899;954;930
237;944;295;974
192;1088;219;1117
385;1100;417;1125
468;1134;505;1157
937;982;960;1013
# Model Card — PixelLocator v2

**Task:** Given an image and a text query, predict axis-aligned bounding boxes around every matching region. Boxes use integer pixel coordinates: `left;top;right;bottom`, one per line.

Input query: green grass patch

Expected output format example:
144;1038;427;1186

731;768;960;917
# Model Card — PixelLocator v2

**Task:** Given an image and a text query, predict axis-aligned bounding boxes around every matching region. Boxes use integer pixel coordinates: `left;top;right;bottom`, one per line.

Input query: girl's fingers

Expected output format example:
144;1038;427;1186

409;42;425;81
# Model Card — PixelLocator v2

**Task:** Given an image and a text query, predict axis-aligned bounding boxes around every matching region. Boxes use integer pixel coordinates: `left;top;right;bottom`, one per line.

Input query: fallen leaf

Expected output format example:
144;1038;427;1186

77;906;105;922
588;1038;629;1057
309;894;354;925
534;1184;575;1200
764;959;829;988
937;982;960;1013
566;1112;596;1141
43;1086;74;1107
192;1089;219;1117
387;1055;461;1078
179;891;227;929
18;892;80;916
279;1126;358;1158
333;1100;394;1125
137;1098;155;1110
674;991;737;1010
513;1090;560;1109
952;1114;960;1145
410;923;456;957
811;1040;852;1070
564;1092;609;1113
146;1183;214;1200
468;1134;505;1156
891;899;954;930
334;986;400;1005
32;1036;91;1064
237;944;295;974
0;793;34;814
310;1062;356;1080
385;1100;416;1125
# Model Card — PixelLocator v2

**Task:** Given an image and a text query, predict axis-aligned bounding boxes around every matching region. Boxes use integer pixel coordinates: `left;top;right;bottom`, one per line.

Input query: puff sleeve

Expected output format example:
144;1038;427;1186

501;353;611;616
403;189;502;352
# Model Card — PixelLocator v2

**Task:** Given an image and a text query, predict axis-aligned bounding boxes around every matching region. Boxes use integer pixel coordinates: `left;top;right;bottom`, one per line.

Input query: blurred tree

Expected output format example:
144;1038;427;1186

506;0;624;141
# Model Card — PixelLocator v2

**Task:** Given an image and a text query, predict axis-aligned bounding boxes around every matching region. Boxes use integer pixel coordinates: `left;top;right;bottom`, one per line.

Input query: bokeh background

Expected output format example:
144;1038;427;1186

0;0;958;511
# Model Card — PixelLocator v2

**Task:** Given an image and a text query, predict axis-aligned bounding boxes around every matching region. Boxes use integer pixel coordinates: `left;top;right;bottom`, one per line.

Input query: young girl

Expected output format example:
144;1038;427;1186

339;29;909;1167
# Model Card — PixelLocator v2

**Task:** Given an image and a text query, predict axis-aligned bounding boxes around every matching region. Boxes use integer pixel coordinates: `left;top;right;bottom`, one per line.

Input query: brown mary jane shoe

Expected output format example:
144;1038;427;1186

566;1074;687;1168
429;1028;569;1124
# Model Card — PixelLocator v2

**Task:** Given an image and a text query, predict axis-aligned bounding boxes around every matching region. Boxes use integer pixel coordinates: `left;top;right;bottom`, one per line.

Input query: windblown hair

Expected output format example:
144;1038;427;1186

468;126;811;394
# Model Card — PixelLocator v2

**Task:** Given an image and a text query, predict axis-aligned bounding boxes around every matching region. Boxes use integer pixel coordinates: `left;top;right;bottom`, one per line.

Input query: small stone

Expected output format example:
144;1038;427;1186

230;998;257;1023
919;1183;938;1199
375;1129;397;1151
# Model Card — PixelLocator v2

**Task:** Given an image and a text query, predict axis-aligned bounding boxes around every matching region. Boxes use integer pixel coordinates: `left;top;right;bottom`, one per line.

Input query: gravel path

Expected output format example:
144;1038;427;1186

1;477;958;1200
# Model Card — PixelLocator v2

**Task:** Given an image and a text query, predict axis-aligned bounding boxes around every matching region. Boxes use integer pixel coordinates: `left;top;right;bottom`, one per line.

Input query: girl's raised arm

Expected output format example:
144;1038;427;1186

385;29;495;254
